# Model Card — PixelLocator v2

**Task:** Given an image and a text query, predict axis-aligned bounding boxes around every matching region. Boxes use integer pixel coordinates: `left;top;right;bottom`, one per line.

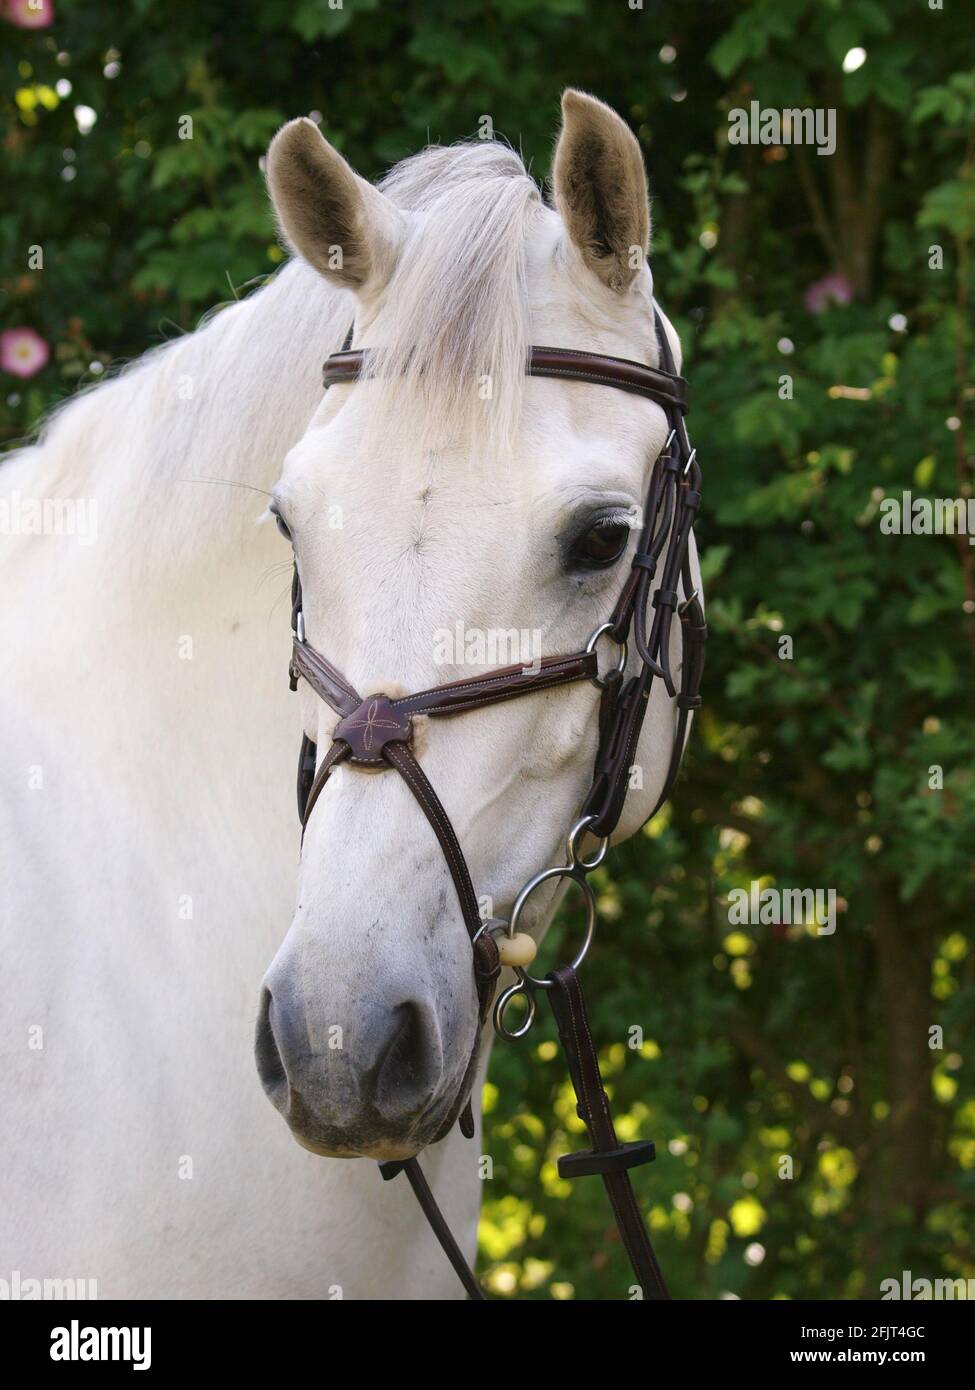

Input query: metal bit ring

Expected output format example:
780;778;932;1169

508;865;597;990
494;974;537;1040
585;622;628;690
566;814;608;870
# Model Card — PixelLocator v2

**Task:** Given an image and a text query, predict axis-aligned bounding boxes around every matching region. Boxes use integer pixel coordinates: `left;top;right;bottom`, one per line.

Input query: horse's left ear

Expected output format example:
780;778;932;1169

552;89;649;293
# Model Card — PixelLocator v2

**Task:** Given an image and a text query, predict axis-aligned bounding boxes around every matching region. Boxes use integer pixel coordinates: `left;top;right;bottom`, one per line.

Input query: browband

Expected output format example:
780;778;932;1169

322;346;688;414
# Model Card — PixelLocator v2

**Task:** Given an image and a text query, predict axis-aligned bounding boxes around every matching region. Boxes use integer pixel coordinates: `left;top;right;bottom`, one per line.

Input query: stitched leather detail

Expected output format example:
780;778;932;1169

383;741;480;929
334;695;413;764
391;652;597;718
291;639;361;718
300;740;350;835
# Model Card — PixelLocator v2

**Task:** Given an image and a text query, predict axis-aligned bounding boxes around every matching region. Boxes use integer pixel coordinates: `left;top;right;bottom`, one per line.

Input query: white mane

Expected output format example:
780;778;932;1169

10;267;343;486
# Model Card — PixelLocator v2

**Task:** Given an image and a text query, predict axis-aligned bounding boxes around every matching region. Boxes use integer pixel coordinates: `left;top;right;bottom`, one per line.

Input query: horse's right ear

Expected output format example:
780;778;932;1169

266;118;405;293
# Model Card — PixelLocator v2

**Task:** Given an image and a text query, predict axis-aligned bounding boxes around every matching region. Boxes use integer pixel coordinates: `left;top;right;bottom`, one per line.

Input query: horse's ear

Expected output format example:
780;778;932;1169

552;90;649;293
266;118;405;292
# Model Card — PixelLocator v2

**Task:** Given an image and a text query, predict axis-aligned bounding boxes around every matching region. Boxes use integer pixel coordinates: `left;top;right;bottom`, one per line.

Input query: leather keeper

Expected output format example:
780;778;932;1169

677;693;703;710
557;1139;656;1180
652;587;679;610
631;552;657;573
296;734;318;821
378;1160;409;1181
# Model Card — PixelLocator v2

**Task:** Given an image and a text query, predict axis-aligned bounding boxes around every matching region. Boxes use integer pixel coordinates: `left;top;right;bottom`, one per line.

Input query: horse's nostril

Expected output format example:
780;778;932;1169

254;985;289;1109
369;1002;443;1121
254;968;447;1137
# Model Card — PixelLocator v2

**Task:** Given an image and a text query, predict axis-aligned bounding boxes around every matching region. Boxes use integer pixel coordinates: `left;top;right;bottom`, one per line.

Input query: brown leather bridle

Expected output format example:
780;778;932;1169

286;304;705;1300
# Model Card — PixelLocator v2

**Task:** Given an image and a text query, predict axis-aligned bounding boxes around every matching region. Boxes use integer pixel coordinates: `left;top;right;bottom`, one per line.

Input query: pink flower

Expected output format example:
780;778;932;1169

3;0;54;28
1;328;50;378
803;272;855;315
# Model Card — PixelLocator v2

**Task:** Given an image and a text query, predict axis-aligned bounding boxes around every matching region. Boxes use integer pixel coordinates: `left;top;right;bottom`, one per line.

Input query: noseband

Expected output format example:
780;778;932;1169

287;305;705;1300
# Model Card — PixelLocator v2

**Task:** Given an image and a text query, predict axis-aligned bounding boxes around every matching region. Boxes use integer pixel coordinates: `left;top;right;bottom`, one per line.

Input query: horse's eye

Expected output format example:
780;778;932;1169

568;516;632;570
270;505;292;542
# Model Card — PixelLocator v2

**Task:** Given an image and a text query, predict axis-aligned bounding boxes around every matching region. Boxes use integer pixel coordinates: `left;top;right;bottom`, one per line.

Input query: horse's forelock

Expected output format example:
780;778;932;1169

363;142;543;460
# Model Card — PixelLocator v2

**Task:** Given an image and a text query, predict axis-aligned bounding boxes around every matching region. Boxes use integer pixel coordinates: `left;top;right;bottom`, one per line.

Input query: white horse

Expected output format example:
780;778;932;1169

1;90;698;1299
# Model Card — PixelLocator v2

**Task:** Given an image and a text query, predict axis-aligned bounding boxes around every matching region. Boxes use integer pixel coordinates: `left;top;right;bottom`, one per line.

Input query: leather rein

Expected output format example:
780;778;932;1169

287;305;705;1300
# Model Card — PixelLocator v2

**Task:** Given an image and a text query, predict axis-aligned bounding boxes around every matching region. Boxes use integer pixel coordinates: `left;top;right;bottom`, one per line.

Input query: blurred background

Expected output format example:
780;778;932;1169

3;0;973;1299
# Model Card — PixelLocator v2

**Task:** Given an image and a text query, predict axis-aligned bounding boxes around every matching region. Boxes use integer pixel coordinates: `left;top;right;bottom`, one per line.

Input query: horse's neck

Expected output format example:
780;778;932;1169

7;260;346;615
2;259;346;947
5;260;347;761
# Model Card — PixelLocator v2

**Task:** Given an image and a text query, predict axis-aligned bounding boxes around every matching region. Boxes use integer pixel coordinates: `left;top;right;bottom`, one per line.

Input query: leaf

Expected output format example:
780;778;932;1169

230;110;286;149
914;455;937;488
873;69;915;113
709;22;751;79
826;18;860;65
854;0;893;35
904;648;960;698
699;544;732;582
918;180;975;237
291;0;359;41
913;85;953;125
727;666;765;700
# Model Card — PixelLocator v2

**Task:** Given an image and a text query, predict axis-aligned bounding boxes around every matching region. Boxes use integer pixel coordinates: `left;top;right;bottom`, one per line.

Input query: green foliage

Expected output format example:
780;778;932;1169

2;0;973;1300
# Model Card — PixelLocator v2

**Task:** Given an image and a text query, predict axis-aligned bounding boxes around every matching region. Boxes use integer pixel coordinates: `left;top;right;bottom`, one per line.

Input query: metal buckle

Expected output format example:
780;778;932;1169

678;587;700;616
